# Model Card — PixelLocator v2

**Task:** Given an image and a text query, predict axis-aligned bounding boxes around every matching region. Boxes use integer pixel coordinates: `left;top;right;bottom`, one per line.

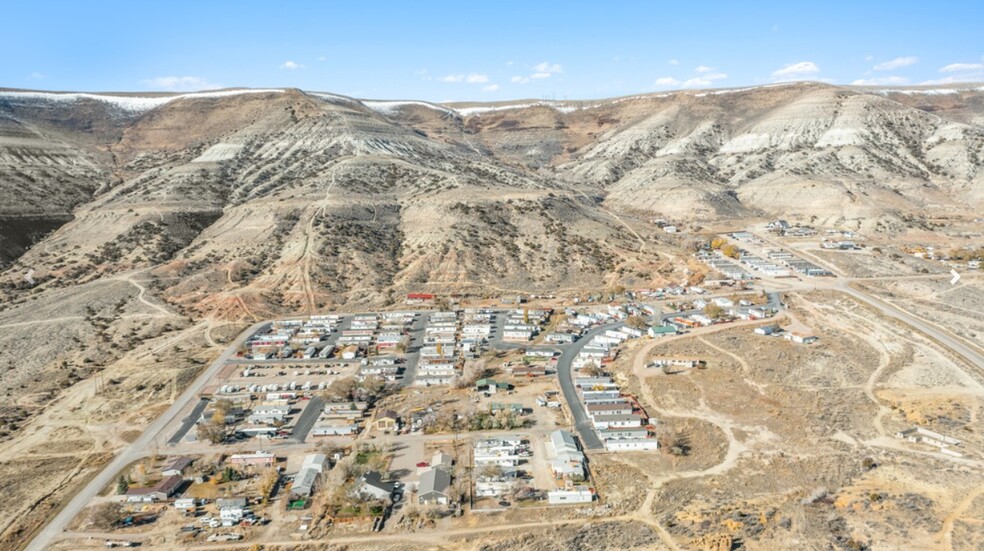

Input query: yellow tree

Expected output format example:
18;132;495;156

704;304;724;319
258;467;279;504
135;462;148;485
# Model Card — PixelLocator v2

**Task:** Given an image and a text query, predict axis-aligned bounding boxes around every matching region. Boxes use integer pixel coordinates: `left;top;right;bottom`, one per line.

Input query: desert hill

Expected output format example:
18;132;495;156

0;81;983;547
1;82;982;314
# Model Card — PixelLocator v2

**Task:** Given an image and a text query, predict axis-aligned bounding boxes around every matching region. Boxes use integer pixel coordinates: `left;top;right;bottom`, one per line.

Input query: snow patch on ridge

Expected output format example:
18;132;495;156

0;89;286;113
872;88;984;96
308;92;360;105
453;101;591;116
362;100;455;116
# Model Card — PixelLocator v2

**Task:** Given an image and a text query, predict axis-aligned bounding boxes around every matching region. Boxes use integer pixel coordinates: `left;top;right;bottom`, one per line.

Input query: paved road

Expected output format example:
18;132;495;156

33;300;790;548
289;396;325;443
26;320;270;551
737;232;980;368
489;310;508;348
743;230;979;368
554;292;783;451
167;397;209;445
398;313;427;387
323;315;349;349
554;322;623;450
838;283;984;370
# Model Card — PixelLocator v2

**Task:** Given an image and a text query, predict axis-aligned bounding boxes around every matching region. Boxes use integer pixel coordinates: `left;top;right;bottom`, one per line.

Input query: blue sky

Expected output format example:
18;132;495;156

4;1;983;101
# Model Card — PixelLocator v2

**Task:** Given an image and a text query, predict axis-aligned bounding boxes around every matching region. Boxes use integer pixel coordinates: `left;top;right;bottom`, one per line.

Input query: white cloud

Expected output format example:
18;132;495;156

27;72;45;80
655;77;679;87
921;73;984;85
140;76;222;91
939;62;984;73
506;60;514;66
533;62;563;74
771;61;820;81
864;55;874;61
440;73;489;84
681;73;727;88
920;75;979;85
318;56;328;62
280;60;304;70
873;56;918;71
668;59;679;65
482;84;500;92
851;76;910;86
508;62;563;83
695;65;713;73
922;59;984;84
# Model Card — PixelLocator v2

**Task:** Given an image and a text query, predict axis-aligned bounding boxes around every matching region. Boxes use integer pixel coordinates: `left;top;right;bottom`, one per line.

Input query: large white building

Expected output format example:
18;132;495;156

547;430;586;479
548;486;594;505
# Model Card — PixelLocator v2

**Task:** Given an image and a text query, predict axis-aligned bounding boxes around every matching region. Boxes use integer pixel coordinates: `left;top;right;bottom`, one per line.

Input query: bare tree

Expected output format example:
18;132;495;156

322;377;356;402
196;420;226;444
477;463;503;480
625;315;648;330
87;502;124;530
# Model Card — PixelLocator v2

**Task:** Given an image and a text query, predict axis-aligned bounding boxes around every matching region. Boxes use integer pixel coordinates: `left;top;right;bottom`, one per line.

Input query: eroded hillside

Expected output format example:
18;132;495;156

0;82;982;546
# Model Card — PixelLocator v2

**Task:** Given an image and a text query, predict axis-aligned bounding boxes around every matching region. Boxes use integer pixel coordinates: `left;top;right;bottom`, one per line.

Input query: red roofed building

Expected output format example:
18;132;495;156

405;293;435;304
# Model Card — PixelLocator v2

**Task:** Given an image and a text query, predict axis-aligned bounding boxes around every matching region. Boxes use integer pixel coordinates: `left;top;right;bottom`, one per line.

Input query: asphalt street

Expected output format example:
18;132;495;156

554;322;623;450
26;320;270;551
25;293;787;548
289;396;325;443
167;397;209;445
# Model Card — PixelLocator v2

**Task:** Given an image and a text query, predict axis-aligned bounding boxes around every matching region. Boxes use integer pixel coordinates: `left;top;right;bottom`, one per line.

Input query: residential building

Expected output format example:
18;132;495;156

354;470;395;501
161;457;193;477
374;410;400;432
785;332;819;344
511;365;546;377
548;486;594;505
418;467;452;505
475;378;511;392
592;414;645;430
431;451;453;472
598;427;649;440
290;466;320;499
606;438;660;451
218;497;248;525
648;325;678;338
585;401;633;417
124;475;183;503
310;423;359;437
754;325;780;336
227;451;275;468
548;430;586;479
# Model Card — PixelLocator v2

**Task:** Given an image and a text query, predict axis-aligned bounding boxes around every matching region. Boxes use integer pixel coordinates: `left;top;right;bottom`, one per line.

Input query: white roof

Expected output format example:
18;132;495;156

432;451;452;468
291;466;320;497
549;430;585;466
302;454;327;473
